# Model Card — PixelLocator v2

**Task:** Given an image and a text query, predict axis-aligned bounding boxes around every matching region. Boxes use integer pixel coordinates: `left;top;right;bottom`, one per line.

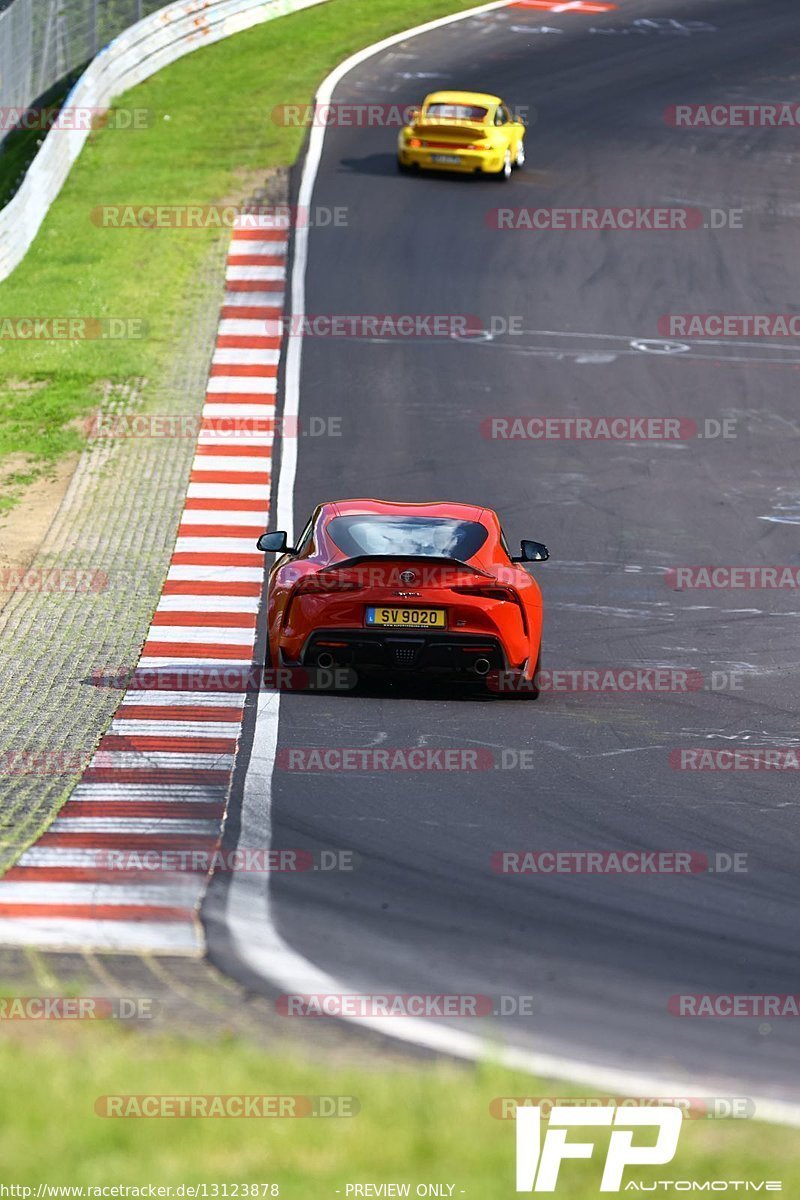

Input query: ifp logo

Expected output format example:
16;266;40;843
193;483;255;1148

516;1105;683;1192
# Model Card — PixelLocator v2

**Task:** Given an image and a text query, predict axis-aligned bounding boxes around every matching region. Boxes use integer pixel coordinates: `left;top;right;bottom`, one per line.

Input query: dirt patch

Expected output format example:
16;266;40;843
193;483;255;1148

0;454;80;614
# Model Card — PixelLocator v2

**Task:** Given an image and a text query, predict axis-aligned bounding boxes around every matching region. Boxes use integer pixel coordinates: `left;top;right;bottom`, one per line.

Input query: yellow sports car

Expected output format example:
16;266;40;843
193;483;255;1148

398;90;526;180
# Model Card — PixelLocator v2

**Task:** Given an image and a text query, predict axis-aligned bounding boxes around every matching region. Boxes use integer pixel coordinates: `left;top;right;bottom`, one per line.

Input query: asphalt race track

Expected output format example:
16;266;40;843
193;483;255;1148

206;0;800;1105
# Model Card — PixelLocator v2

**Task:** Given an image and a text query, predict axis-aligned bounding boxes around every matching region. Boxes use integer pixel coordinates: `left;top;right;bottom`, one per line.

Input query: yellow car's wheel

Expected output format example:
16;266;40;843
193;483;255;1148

495;149;512;181
514;140;525;169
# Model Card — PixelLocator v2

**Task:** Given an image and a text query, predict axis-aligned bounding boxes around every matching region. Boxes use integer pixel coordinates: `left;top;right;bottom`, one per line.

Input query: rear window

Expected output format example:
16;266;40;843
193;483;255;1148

424;103;488;122
326;515;488;561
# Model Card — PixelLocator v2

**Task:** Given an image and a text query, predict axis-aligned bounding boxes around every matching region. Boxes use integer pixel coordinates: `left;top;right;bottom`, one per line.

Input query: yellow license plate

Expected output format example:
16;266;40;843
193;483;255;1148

366;607;446;629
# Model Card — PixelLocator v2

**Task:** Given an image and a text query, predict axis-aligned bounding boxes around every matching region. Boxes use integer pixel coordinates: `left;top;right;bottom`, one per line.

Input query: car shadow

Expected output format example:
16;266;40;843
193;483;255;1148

339;154;495;183
330;675;499;703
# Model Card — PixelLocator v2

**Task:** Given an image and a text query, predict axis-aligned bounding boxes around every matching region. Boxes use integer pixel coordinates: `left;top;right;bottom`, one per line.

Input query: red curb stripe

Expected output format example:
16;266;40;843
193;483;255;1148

0;904;196;920
225;280;284;293
177;528;262;542
150;613;257;629
183;499;269;512
216;335;281;349
3;869;208;884
169;551;263;566
204;393;275;404
58;802;228;818
227;255;285;267
37;832;220;849
231;229;288;241
98;734;237;754
195;443;273;456
141;640;254;660
209;363;278;377
509;0;615;8
162;580;262;596
188;472;269;487
82;768;231;784
116;705;243;721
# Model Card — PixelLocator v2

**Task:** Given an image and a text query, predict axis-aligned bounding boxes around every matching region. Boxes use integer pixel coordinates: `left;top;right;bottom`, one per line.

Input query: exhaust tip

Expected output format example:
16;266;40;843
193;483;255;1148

473;657;491;676
316;651;334;670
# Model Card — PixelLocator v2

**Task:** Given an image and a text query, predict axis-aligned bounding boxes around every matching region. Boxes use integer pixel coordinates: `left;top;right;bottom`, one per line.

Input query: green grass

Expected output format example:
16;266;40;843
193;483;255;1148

0;1021;796;1194
0;0;478;508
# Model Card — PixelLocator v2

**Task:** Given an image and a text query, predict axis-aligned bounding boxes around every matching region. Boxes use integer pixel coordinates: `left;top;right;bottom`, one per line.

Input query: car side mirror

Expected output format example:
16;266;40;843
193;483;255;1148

256;531;296;554
408;106;421;123
512;539;549;563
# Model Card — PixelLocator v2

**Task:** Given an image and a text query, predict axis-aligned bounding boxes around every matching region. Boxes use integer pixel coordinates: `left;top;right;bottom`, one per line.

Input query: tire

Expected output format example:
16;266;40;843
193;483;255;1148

397;157;409;173
484;648;541;699
526;647;541;700
495;149;512;181
514;140;525;169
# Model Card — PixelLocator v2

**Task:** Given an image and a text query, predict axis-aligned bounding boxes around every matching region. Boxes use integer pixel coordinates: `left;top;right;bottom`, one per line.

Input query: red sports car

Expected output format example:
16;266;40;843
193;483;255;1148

256;499;548;690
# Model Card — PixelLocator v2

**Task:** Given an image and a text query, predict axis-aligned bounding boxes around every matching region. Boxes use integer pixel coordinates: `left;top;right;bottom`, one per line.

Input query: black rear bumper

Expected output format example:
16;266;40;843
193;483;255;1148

297;630;508;675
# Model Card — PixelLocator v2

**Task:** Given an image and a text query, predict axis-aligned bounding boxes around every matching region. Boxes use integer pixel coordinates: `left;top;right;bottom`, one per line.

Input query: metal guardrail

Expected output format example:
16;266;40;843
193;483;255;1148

0;0;329;280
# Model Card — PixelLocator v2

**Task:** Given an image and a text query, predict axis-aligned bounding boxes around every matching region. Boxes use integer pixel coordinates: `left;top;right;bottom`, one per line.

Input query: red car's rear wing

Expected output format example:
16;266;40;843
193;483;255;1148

324;554;493;578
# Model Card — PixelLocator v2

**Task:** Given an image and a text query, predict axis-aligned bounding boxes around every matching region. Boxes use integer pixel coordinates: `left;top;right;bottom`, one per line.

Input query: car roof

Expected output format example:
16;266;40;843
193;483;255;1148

320;498;488;524
422;90;502;108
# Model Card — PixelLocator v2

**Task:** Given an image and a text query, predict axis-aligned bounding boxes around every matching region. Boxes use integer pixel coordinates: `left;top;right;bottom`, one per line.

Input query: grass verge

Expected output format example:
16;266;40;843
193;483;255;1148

0;1021;796;1194
0;0;478;509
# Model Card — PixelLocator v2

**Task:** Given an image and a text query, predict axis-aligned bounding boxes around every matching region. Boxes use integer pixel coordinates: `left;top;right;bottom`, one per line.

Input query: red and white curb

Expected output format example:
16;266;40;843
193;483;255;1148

0;214;285;953
508;1;615;11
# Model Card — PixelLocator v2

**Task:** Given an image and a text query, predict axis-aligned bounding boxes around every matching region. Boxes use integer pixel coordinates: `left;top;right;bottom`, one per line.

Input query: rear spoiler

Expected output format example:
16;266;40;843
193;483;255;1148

327;554;492;578
413;120;488;139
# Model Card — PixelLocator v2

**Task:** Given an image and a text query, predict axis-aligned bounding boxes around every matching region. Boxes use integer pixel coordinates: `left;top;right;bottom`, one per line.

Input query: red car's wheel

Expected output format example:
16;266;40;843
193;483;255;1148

487;647;541;699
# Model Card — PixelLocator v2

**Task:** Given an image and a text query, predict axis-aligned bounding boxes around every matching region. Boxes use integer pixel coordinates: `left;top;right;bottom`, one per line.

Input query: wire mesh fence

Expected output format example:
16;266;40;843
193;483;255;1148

0;0;167;145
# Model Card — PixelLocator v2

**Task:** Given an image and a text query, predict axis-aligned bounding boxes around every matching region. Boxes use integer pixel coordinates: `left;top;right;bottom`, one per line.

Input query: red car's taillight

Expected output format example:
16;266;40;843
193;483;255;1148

451;585;528;634
452;586;514;602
